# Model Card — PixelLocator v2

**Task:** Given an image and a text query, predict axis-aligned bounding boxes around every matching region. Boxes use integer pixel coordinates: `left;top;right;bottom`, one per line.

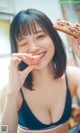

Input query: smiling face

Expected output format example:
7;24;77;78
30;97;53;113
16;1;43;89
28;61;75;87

16;23;55;69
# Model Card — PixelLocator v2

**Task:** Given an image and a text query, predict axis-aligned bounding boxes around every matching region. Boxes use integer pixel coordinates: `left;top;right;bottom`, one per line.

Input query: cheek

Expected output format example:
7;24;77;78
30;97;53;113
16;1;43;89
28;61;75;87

46;40;55;56
18;46;29;53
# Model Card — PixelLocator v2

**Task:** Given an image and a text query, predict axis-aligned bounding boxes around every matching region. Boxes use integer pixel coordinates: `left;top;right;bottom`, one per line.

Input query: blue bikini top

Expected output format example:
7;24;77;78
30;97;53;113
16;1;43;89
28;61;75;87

18;72;72;131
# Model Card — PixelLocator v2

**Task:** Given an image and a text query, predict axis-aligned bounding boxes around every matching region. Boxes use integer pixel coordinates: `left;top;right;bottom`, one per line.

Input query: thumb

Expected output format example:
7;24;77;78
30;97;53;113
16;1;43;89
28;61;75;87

22;65;35;77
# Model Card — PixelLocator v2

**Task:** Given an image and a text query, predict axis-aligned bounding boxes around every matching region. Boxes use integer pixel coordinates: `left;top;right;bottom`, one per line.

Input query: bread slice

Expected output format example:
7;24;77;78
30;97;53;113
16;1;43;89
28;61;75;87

54;19;80;38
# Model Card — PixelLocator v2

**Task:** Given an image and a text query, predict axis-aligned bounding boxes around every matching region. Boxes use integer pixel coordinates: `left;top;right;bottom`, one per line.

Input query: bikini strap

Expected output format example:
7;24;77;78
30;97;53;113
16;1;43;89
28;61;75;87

65;72;72;106
65;72;69;89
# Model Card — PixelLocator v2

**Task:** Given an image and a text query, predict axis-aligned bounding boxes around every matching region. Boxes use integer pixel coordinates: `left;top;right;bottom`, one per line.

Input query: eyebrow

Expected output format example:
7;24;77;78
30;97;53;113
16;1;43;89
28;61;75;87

17;30;45;44
35;30;44;34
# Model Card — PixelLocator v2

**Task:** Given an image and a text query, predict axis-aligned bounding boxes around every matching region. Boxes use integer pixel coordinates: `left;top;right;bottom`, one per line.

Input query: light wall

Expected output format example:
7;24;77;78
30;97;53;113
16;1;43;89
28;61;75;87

14;0;67;43
14;0;63;22
0;19;10;90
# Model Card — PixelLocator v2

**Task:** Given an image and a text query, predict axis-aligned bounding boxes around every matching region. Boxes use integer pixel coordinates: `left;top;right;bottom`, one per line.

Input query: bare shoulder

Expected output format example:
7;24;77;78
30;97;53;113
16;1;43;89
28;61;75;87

17;87;29;111
66;65;80;97
66;65;80;84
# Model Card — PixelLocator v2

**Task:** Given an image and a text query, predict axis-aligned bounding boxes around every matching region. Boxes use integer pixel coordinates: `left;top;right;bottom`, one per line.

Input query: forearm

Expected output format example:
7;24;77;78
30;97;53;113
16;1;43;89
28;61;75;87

1;92;18;133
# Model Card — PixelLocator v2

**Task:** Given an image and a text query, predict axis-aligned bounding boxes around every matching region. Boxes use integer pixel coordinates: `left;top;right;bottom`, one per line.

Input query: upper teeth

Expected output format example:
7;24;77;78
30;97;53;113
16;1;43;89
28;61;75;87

39;52;45;55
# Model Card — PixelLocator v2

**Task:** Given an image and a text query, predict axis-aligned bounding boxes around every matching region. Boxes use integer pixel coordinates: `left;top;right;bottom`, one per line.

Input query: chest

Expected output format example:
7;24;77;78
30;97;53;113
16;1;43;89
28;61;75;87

21;81;67;124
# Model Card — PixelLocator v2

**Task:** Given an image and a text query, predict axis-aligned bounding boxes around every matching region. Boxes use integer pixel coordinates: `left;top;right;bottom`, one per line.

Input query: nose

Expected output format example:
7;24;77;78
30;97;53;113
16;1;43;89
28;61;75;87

29;44;40;54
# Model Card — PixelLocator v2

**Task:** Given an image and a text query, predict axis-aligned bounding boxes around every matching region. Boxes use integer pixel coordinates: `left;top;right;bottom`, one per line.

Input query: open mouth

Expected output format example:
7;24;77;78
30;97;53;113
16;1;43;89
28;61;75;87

37;51;46;59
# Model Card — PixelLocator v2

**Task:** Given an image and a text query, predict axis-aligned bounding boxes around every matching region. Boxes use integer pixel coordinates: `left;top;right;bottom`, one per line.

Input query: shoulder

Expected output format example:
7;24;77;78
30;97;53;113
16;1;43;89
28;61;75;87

66;65;80;97
66;65;80;85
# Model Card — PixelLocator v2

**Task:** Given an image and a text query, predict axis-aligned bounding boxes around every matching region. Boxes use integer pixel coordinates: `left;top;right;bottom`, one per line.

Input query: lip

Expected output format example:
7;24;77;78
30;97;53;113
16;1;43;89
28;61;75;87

34;51;46;55
31;52;46;61
39;52;46;59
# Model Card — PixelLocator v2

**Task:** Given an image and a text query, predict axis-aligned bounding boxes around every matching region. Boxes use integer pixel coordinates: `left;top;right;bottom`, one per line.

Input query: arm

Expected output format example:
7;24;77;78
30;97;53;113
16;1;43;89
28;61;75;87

67;66;80;103
0;53;37;133
1;91;18;133
54;19;80;59
71;37;80;59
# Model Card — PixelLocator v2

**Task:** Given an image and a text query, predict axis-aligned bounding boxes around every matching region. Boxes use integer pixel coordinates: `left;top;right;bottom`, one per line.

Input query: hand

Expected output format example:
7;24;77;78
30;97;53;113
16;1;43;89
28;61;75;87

8;53;40;95
71;37;80;59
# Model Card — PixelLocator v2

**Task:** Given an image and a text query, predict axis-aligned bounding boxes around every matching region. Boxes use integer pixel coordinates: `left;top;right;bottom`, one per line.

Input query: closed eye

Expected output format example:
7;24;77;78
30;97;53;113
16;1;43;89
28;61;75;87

19;43;28;47
37;35;45;39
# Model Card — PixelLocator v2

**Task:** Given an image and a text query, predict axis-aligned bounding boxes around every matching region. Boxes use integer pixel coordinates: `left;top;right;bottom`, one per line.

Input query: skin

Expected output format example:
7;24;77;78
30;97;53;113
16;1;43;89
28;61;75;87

0;24;80;133
71;37;80;58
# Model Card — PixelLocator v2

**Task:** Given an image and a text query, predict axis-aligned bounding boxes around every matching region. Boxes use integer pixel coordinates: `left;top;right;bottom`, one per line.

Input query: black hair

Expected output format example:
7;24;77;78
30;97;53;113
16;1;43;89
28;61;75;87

10;8;67;90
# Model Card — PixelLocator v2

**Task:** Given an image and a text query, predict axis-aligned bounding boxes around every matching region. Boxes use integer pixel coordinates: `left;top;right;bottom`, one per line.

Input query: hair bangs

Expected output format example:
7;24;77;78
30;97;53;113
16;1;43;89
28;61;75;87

15;17;46;41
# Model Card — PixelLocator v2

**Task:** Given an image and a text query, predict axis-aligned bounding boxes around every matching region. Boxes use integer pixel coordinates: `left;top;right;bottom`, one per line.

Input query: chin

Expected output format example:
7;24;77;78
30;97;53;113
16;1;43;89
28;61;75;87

34;61;50;70
35;66;45;70
34;64;46;70
33;54;53;70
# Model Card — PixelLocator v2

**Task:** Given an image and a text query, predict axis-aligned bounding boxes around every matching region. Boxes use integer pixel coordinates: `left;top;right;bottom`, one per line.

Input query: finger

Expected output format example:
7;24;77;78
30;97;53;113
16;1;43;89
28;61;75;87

19;57;40;65
75;23;80;27
12;53;42;66
11;57;22;67
22;65;35;77
12;53;40;65
12;53;42;60
12;53;32;65
12;53;33;59
27;59;40;65
23;55;41;65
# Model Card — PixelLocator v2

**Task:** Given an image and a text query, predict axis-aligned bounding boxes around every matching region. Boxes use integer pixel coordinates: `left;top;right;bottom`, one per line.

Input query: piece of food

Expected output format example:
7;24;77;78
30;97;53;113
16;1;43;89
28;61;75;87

26;54;41;65
69;104;80;129
54;19;80;38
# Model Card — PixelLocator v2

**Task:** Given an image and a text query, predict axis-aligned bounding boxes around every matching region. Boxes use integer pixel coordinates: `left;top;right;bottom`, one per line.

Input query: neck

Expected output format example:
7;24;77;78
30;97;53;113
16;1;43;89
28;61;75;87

32;62;55;90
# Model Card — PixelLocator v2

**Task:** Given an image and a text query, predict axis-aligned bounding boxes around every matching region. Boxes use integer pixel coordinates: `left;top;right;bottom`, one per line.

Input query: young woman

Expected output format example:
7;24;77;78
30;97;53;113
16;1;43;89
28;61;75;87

0;9;80;133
